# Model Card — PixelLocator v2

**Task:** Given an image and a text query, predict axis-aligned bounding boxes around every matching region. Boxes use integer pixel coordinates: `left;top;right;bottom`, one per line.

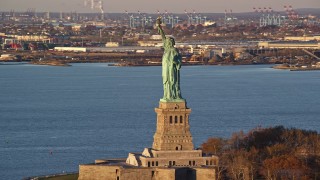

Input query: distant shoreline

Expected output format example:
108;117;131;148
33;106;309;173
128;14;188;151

273;64;320;71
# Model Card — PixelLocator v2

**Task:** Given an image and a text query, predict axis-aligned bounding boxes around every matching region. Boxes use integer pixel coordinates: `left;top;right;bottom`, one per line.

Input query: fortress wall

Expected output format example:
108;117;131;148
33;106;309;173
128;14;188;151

78;165;118;180
195;168;216;180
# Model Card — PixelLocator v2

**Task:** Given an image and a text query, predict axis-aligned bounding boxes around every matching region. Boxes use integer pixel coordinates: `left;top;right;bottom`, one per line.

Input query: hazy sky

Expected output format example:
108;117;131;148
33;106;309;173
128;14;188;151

1;0;319;13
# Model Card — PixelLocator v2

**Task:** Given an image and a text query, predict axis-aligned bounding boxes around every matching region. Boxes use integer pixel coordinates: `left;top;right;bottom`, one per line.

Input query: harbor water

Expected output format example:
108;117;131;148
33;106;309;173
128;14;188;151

0;63;319;179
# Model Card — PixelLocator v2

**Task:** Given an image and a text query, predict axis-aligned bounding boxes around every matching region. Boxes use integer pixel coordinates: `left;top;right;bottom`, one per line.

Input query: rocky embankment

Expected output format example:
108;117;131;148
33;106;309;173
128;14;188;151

273;64;320;71
30;60;71;66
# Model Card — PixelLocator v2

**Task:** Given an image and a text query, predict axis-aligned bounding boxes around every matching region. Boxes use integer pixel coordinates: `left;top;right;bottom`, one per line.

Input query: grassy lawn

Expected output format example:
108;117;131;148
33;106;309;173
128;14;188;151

38;173;78;180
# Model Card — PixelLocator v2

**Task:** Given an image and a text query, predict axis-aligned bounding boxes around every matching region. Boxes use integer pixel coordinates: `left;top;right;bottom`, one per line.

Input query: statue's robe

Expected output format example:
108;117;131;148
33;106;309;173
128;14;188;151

162;38;182;101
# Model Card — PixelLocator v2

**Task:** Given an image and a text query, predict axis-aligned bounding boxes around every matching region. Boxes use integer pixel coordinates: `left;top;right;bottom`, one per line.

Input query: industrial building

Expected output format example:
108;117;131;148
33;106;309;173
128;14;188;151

258;41;320;49
5;34;52;43
284;35;320;41
53;46;160;53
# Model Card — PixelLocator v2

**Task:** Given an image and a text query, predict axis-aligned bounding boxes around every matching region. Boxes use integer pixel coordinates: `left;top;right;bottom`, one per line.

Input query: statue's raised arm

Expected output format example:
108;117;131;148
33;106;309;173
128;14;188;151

156;17;166;41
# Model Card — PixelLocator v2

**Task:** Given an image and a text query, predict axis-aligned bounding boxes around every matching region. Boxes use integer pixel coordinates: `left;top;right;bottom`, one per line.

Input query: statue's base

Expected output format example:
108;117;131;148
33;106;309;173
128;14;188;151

160;98;185;103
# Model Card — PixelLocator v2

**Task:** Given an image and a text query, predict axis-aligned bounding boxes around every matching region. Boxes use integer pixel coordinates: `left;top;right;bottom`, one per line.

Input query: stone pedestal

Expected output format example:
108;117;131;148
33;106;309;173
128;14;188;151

124;101;218;169
153;101;194;151
78;100;219;180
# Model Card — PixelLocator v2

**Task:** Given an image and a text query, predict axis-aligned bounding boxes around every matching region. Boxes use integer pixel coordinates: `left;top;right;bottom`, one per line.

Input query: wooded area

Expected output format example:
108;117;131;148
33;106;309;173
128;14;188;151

201;126;320;179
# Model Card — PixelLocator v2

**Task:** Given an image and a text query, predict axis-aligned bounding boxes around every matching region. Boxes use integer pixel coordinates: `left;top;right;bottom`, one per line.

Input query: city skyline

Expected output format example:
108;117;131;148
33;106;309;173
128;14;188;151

1;0;320;14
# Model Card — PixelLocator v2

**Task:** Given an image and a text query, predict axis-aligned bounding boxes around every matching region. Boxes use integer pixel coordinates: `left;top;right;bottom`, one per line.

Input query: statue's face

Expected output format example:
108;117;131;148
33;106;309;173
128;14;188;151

166;37;175;47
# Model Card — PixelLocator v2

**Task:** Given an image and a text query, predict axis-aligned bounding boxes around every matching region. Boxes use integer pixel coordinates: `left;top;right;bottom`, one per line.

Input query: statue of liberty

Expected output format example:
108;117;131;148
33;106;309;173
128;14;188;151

156;17;184;102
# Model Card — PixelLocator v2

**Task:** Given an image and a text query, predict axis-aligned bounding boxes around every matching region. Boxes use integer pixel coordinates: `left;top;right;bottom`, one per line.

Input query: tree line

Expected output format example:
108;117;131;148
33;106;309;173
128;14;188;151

201;126;320;179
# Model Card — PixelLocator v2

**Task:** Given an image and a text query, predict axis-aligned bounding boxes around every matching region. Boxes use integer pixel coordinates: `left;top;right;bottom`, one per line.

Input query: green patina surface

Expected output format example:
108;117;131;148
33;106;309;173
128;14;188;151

156;17;185;102
159;98;185;103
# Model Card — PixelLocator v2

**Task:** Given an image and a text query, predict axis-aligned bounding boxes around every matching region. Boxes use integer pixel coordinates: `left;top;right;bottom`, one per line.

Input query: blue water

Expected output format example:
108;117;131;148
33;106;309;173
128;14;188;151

0;63;319;179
